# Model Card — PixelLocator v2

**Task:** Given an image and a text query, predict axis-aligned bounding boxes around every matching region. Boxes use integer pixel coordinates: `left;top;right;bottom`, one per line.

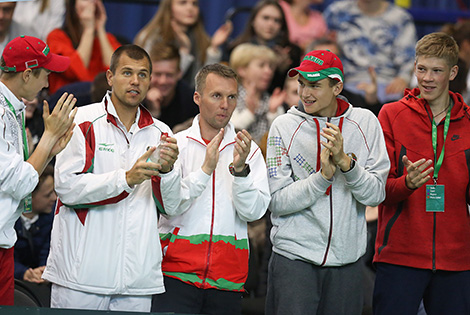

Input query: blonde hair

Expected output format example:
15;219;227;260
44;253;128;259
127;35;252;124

415;32;459;67
134;0;210;63
229;43;276;71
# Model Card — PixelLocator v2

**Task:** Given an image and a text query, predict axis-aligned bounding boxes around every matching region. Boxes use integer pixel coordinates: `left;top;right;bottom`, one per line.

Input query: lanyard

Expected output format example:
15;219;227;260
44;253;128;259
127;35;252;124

5;97;29;160
431;104;452;182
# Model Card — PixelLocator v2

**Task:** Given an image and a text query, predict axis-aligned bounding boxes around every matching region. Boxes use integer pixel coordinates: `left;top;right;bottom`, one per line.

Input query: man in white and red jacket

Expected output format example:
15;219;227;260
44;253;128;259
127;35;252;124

374;32;470;314
43;45;181;312
155;63;270;315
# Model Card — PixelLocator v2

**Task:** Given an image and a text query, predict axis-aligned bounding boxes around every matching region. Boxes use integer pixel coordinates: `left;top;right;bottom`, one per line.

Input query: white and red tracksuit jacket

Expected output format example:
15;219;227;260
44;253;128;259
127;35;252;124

43;94;182;295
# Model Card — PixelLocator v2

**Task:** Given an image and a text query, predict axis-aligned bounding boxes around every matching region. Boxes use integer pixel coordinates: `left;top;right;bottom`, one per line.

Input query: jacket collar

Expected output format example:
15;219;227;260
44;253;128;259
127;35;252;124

186;115;237;148
104;92;155;129
402;88;470;121
290;96;352;120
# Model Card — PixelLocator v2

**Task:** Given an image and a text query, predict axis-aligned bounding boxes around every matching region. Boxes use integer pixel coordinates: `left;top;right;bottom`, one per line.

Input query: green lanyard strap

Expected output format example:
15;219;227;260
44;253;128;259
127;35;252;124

4;97;29;160
431;104;452;182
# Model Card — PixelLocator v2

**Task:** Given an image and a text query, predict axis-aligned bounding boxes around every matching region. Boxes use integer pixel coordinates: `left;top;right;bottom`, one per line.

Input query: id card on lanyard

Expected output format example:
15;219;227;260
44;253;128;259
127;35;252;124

5;97;32;213
425;104;451;213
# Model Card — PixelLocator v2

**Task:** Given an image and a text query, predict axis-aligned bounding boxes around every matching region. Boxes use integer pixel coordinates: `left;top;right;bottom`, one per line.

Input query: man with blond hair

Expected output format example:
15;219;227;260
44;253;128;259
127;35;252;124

373;32;470;314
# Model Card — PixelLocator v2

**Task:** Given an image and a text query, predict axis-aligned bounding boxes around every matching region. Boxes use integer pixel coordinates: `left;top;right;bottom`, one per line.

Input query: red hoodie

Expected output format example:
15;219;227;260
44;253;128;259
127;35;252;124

374;88;470;271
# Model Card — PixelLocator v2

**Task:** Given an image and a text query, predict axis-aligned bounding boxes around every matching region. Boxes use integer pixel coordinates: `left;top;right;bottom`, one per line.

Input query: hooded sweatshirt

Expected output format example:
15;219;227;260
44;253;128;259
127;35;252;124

374;88;470;271
267;98;390;266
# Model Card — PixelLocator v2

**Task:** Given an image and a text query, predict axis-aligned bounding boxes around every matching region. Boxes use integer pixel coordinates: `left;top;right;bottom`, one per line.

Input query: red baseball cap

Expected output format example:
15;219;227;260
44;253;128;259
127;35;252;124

0;35;70;73
288;50;344;83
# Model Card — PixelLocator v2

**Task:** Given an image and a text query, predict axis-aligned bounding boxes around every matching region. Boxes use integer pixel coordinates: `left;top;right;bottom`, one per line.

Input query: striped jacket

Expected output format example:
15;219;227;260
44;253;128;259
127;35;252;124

158;116;270;291
43;93;182;295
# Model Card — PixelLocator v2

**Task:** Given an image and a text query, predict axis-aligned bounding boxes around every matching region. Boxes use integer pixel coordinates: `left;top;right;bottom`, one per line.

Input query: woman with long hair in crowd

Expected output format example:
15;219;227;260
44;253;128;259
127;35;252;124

134;0;232;88
47;0;121;95
227;0;302;92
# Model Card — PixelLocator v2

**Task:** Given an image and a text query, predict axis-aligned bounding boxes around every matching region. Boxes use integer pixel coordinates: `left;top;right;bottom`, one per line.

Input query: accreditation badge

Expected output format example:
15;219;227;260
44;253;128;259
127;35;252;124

426;185;444;212
23;194;32;213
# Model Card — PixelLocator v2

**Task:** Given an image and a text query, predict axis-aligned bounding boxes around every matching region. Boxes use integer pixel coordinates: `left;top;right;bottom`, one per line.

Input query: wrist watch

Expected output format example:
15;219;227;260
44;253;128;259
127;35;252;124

229;163;250;177
341;153;356;173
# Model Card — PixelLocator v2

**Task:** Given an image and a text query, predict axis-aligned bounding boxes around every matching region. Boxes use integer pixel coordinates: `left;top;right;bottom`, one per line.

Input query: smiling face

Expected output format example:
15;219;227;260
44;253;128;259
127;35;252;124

297;75;342;116
194;73;238;139
415;55;458;107
107;53;150;110
171;0;199;28
252;4;283;43
151;58;180;99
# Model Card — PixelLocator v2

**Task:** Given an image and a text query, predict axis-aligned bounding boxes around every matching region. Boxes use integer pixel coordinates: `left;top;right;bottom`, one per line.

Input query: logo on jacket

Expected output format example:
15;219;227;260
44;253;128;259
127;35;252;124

451;134;460;141
98;143;115;152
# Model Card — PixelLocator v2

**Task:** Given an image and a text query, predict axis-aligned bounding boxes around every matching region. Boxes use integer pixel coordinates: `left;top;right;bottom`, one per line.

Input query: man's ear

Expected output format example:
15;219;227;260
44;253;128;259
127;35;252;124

449;64;458;81
106;69;113;87
22;69;32;83
193;91;201;107
333;81;343;96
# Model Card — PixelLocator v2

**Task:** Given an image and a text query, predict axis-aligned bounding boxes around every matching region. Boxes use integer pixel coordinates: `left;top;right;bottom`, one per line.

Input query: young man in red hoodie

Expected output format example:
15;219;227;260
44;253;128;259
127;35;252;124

374;32;470;314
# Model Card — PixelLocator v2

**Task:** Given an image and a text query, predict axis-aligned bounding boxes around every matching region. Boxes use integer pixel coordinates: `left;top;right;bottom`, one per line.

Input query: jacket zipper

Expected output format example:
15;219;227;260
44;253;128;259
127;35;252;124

432;212;436;272
202;172;216;286
321;190;334;266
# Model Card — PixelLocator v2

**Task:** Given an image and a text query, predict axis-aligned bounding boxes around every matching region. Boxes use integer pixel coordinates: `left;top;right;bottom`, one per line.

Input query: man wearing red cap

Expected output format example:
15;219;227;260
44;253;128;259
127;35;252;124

265;50;390;314
0;35;76;305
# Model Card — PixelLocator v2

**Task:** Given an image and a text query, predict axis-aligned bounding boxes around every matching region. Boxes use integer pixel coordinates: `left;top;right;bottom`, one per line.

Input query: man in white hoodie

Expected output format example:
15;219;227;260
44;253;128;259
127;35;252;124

265;50;390;315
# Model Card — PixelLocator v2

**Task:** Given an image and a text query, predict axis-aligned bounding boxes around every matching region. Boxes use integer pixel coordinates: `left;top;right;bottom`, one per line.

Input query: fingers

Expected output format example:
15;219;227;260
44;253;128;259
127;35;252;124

234;130;251;155
141;146;156;161
402;155;434;189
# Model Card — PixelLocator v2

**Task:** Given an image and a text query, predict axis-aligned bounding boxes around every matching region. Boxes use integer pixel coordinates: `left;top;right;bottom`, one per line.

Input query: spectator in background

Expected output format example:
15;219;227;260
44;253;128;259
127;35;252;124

146;44;198;132
324;0;416;104
227;0;302;93
441;20;470;100
279;0;327;52
229;43;285;145
0;2;37;55
14;165;55;283
47;0;121;95
281;75;300;111
13;0;65;41
134;0;232;89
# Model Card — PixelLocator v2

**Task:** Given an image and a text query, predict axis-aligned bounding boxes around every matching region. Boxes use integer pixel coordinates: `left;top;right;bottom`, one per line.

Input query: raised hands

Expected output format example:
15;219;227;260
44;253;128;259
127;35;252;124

43;92;77;157
320;122;350;179
210;21;233;51
233;130;252;172
403;155;434;189
202;128;224;175
95;0;107;31
78;0;97;31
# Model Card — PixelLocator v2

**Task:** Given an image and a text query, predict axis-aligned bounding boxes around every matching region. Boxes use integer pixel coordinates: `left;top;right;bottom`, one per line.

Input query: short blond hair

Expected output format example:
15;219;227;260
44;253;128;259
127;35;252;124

229;43;276;71
415;32;459;67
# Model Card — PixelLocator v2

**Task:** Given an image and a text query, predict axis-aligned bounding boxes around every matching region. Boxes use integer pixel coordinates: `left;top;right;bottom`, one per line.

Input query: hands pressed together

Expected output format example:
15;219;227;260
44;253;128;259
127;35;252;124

320;122;351;180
